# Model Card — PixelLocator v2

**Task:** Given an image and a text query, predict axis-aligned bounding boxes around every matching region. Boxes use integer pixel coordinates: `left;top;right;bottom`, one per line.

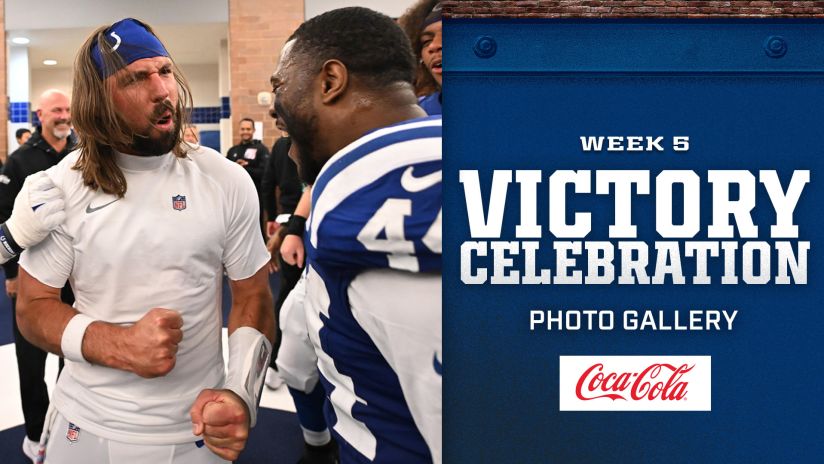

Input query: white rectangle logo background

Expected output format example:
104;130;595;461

559;356;711;411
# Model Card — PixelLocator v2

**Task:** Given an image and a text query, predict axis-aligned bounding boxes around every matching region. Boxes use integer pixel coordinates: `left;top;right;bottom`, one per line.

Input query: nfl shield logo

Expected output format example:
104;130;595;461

172;195;187;211
66;422;80;443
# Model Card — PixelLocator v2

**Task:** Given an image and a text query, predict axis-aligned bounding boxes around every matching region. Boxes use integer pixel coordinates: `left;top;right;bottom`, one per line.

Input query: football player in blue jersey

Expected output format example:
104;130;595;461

400;0;443;115
271;7;442;464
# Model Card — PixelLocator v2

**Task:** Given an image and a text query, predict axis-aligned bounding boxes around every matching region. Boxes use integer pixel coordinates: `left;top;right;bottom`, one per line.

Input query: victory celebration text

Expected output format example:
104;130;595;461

459;137;810;286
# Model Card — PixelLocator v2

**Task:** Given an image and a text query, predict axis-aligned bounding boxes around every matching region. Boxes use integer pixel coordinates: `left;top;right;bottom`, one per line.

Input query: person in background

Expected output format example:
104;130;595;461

1;128;34;168
0;89;76;463
227;117;270;237
183;124;199;145
15;18;273;463
399;0;442;115
226;118;269;192
16;128;33;146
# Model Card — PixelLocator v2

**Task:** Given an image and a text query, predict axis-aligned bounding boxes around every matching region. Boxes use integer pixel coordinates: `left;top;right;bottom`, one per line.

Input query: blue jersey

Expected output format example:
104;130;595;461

305;116;442;463
418;91;442;116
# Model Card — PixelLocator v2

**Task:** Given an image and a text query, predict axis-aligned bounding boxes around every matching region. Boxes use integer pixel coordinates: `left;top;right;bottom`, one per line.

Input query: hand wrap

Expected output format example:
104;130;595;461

224;327;272;427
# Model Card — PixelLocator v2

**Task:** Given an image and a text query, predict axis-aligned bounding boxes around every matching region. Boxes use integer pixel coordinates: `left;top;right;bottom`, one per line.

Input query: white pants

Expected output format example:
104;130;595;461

41;410;229;464
275;275;321;394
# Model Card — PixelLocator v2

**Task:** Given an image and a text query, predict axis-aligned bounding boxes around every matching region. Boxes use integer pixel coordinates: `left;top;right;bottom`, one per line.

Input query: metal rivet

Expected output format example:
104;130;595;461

473;36;497;59
764;36;787;58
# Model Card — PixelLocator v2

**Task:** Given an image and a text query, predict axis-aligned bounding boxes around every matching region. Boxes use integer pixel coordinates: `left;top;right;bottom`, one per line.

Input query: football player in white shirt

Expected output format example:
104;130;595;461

15;18;274;464
272;8;441;463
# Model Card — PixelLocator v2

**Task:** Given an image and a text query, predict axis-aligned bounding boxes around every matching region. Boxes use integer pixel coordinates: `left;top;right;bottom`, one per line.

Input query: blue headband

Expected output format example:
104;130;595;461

422;3;442;29
91;18;169;79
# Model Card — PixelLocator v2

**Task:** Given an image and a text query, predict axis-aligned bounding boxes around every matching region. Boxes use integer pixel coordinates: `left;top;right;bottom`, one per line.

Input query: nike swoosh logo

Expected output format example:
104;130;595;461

400;167;441;193
85;198;120;214
433;353;442;376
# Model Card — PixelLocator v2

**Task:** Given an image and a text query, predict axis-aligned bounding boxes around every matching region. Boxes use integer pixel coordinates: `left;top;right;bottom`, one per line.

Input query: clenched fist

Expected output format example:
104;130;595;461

124;308;183;378
280;233;305;268
190;389;250;461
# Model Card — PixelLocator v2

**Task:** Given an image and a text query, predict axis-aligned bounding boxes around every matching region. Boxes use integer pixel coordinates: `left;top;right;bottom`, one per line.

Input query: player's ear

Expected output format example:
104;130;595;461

319;59;347;104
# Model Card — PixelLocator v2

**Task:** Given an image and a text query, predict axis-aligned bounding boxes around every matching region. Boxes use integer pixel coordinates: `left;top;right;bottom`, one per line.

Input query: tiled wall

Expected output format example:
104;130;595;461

221;96;230;119
9;102;30;123
200;130;221;153
190;106;223;124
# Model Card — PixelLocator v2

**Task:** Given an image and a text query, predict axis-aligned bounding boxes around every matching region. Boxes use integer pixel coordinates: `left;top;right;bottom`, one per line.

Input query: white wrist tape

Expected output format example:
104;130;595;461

61;314;95;362
225;327;271;427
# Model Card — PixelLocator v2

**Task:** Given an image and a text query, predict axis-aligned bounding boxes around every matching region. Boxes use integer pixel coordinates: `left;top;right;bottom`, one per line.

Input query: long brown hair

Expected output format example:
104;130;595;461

71;19;194;197
398;0;440;97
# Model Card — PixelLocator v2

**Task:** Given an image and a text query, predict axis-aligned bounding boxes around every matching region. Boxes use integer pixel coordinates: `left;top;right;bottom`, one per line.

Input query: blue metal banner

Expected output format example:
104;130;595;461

444;19;824;463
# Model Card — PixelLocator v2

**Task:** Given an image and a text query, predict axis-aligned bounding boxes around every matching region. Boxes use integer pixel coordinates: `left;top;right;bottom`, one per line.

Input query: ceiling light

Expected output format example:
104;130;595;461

11;37;30;45
43;59;58;66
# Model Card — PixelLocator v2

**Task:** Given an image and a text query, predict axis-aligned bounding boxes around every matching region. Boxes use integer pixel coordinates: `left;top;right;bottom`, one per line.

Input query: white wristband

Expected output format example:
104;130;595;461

61;314;95;362
225;327;271;427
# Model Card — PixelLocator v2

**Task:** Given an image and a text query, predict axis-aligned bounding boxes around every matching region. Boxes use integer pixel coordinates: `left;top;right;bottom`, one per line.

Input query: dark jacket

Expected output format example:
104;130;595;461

261;137;302;219
0;127;76;279
226;139;269;191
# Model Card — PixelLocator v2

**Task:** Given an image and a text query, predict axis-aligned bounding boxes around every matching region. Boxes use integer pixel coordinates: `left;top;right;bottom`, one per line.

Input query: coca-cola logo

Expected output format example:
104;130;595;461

560;356;710;411
575;362;693;401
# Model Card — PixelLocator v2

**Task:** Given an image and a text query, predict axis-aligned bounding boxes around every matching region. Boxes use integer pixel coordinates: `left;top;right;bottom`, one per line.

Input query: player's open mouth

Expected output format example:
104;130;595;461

155;111;173;129
430;59;442;74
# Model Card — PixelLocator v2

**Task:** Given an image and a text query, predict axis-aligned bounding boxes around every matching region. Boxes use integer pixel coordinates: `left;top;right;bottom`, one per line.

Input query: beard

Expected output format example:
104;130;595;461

129;101;179;157
295;132;321;185
51;121;71;140
276;99;323;184
130;125;178;157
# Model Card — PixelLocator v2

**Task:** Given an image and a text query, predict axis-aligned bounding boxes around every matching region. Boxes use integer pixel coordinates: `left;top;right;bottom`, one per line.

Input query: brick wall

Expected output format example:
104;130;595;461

228;0;303;149
443;1;824;18
0;0;8;163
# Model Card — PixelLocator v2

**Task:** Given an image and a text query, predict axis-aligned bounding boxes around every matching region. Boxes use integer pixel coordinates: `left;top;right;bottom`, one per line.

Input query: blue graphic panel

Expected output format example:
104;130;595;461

444;20;824;463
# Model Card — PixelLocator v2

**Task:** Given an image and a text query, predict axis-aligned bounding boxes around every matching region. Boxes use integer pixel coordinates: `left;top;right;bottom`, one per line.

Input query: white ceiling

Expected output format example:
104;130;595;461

6;0;229;69
5;0;229;30
5;0;418;69
11;23;228;70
